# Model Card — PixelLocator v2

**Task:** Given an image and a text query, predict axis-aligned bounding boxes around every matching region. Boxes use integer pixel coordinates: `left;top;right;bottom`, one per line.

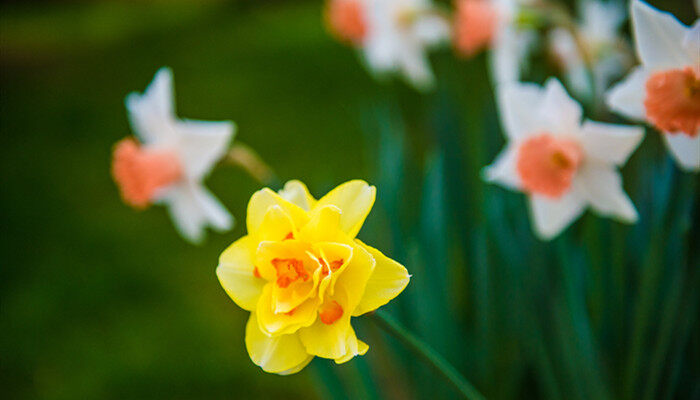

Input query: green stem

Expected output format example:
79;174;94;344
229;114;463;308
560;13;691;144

370;310;487;400
223;142;280;188
544;4;600;113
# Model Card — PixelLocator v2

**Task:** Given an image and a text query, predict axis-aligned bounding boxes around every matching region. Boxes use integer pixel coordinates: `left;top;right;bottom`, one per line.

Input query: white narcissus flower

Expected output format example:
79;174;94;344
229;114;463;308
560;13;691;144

326;0;450;89
606;0;699;171
453;0;536;84
112;68;235;243
549;0;632;99
484;79;644;240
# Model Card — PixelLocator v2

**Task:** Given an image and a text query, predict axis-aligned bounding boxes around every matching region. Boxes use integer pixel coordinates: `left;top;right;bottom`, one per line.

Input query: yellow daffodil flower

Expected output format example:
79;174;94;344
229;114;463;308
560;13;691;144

216;180;411;374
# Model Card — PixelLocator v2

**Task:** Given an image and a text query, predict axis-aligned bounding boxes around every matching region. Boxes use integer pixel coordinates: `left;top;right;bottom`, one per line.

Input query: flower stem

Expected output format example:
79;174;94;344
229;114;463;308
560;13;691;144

370;310;487;400
545;4;600;113
224;143;279;187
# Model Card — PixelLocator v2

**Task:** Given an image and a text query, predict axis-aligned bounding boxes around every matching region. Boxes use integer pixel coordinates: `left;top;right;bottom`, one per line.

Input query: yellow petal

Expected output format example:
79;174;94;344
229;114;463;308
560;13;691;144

334;326;369;364
276;355;314;375
247;188;309;237
335;242;376;311
271;278;316;314
299;243;373;360
313;241;354;300
299;205;343;243
314;180;376;238
257;284;319;336
256;205;296;242
298;288;353;359
352;240;410;316
216;236;264;311
278;180;317;211
245;313;312;375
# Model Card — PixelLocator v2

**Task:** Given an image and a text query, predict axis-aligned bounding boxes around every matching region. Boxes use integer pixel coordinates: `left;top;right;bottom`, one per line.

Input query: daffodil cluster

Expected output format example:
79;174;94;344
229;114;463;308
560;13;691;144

324;0;698;239
108;0;699;379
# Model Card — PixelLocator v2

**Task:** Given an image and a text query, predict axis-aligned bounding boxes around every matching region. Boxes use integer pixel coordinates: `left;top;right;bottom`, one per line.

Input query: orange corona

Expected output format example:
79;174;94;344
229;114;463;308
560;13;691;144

326;0;367;44
112;138;182;208
644;67;700;137
454;0;498;57
517;133;583;198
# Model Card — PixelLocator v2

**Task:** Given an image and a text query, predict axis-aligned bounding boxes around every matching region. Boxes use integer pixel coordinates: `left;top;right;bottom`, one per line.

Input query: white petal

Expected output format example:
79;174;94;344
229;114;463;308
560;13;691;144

579;0;626;41
159;181;232;242
579;120;645;165
497;81;546;140
412;14;450;46
176;120;235;180
482;145;521;190
125;67;177;144
683;21;700;63
363;0;399;73
161;183;206;243
549;28;589;97
631;0;692;68
398;44;435;90
490;26;534;84
363;32;398;73
529;191;586;240
663;133;700;171
575;162;638;223
192;185;234;231
605;66;650;121
537;79;583;135
549;28;580;71
494;0;517;17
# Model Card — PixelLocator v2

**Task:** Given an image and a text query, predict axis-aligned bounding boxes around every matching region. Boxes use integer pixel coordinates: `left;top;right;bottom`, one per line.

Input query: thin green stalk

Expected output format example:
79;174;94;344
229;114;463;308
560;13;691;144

622;227;663;400
223;142;280;187
541;3;604;116
641;266;684;400
660;268;700;400
370;310;487;400
556;241;611;400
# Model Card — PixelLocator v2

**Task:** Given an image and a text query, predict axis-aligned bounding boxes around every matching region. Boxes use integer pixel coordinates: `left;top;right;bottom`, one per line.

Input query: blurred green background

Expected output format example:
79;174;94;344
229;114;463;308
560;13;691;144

1;0;698;399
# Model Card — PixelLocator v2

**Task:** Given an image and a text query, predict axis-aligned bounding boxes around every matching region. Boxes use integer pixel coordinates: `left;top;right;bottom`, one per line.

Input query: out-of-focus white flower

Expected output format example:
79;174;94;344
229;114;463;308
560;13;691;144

326;0;450;89
112;68;235;243
454;0;536;83
549;0;632;99
484;79;644;240
606;0;699;171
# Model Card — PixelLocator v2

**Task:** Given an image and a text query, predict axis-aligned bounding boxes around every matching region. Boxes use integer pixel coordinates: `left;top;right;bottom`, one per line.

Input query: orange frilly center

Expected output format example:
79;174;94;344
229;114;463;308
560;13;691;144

111;138;182;208
326;0;367;45
516;133;583;199
319;257;344;277
319;300;344;325
454;0;498;57
253;237;349;325
644;67;700;137
272;258;310;288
